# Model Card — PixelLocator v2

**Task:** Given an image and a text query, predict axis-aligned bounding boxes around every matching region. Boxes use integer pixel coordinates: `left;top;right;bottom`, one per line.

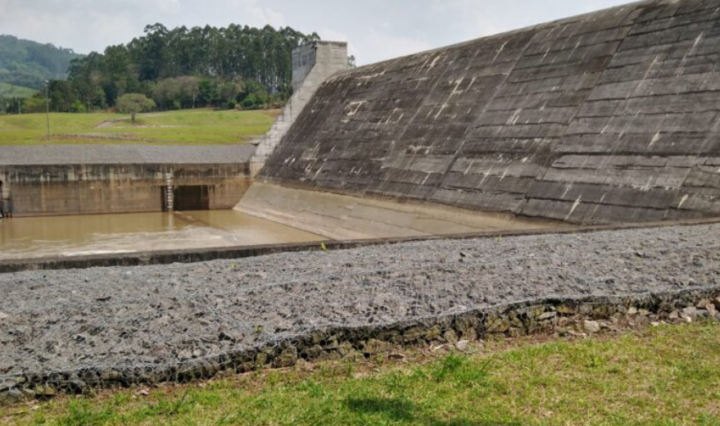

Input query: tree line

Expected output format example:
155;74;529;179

2;24;320;114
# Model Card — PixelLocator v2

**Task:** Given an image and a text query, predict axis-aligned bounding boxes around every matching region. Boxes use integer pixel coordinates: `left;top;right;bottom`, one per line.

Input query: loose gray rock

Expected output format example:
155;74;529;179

584;321;602;334
0;224;719;383
683;307;699;318
455;340;470;352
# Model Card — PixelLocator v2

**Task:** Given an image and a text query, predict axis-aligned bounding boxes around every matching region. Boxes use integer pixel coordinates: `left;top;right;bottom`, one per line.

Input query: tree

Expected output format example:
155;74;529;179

241;93;261;110
198;79;218;106
49;80;76;112
68;52;108;110
101;45;138;105
64;23;318;110
70;100;87;113
152;77;199;110
4;97;24;114
22;95;46;113
116;93;155;123
218;80;243;108
132;23;170;81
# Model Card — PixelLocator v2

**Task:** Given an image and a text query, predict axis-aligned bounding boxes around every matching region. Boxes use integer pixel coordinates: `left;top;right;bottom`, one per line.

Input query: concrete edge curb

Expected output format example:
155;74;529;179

2;218;719;273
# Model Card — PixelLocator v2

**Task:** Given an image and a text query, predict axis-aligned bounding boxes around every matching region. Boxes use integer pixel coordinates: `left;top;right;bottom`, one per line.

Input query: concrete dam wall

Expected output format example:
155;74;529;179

260;0;720;224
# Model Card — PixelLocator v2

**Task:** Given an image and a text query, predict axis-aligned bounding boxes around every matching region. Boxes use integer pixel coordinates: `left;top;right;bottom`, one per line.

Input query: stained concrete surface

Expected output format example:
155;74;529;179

237;182;557;240
1;163;251;217
1;223;718;380
0;210;323;260
261;0;720;224
0;145;255;165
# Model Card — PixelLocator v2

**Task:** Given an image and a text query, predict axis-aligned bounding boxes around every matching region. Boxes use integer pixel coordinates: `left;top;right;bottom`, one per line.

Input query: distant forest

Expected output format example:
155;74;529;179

1;24;321;114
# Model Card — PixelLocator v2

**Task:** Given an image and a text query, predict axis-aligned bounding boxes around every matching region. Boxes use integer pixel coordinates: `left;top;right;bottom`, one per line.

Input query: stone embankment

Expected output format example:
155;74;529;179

1;224;719;403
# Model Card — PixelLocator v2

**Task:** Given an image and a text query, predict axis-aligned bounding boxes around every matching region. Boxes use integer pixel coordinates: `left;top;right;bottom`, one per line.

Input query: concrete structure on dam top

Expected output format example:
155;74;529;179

250;41;349;176
256;0;720;225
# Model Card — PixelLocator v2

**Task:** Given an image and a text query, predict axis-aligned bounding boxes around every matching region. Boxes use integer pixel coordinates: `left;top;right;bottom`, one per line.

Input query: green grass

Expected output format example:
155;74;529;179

0;83;37;98
0;109;279;146
2;323;720;425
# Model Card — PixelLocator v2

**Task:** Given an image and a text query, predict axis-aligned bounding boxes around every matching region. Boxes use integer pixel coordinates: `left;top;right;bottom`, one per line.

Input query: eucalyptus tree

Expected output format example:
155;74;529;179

58;23;321;110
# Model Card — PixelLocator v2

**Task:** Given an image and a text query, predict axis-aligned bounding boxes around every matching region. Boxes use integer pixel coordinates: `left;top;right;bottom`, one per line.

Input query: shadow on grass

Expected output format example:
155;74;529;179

346;397;520;426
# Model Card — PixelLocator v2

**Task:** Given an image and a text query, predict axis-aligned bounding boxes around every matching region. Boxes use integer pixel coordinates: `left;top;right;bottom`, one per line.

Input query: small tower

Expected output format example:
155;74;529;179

250;41;349;176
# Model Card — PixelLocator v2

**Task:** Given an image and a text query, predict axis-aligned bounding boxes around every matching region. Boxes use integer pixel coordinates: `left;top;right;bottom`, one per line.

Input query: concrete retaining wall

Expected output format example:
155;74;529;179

0;145;254;217
0;163;250;217
261;0;720;224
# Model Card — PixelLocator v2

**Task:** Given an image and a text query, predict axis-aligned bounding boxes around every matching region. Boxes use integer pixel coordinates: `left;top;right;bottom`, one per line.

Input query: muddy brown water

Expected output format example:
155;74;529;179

0;186;561;262
0;210;324;261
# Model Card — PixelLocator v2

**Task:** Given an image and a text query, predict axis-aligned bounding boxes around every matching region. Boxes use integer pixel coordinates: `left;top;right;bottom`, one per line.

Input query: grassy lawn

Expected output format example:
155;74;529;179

0;109;279;146
2;322;719;426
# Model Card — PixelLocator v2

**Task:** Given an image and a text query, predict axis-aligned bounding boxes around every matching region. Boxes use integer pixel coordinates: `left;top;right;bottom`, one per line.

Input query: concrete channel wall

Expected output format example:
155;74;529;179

260;0;720;224
0;146;253;217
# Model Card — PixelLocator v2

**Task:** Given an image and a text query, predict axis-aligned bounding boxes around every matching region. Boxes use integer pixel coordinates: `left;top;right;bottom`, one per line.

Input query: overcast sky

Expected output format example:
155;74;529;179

1;0;633;65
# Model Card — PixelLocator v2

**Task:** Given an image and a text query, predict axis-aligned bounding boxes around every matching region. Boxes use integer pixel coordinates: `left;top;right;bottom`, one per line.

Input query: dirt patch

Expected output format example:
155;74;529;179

95;118;127;129
53;133;152;142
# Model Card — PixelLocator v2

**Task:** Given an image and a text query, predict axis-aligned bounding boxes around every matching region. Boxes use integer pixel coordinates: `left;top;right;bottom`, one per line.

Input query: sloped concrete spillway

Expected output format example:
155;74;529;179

254;0;720;225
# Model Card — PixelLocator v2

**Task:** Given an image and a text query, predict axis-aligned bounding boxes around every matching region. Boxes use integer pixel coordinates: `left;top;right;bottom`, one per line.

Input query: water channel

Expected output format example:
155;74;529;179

0;210;324;261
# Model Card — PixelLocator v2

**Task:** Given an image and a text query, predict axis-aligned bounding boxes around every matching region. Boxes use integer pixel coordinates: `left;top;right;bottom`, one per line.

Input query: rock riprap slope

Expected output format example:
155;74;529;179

261;0;720;224
1;224;719;383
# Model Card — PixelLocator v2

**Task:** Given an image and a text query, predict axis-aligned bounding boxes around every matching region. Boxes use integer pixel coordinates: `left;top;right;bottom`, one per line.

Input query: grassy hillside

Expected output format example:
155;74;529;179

2;323;719;425
0;82;37;98
0;109;279;146
0;34;81;91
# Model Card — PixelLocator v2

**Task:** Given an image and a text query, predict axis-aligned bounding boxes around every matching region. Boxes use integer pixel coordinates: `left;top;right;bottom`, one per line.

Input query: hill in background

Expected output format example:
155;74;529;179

0;82;37;98
0;34;81;96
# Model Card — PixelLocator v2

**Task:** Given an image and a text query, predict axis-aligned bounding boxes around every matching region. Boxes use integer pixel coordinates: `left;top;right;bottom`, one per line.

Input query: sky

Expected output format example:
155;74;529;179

1;0;634;65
